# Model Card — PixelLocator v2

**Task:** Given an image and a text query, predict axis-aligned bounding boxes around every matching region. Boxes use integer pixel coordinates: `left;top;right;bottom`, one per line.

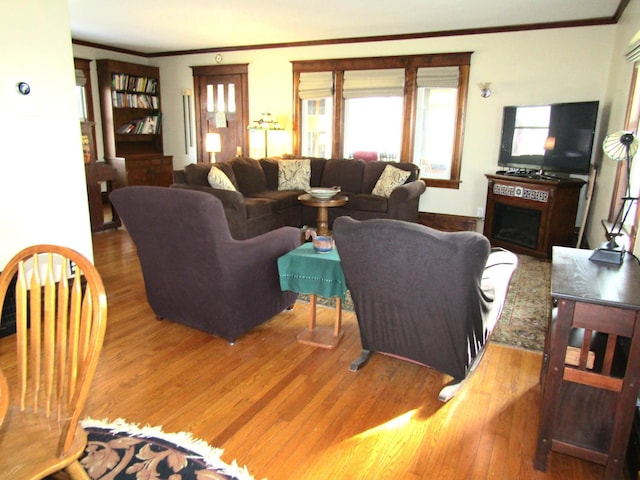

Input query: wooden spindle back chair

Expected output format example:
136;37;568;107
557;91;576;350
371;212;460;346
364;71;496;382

0;245;107;479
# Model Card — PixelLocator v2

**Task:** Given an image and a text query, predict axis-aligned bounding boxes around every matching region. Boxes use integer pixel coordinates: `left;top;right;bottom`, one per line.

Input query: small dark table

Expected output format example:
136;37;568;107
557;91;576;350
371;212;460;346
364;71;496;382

535;246;640;479
298;193;348;236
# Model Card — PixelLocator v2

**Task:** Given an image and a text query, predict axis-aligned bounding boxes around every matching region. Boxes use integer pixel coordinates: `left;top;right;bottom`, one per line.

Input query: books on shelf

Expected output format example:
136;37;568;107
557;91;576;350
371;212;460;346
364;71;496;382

111;73;158;94
116;115;162;135
111;91;159;109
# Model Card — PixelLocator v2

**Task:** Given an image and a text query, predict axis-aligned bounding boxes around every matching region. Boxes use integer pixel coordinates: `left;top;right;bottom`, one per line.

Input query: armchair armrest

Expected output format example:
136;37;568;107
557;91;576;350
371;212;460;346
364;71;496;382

387;180;426;221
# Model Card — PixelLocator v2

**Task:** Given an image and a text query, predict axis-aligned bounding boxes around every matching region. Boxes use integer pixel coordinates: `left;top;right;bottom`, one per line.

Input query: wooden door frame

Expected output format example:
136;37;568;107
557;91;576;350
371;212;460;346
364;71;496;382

191;64;249;163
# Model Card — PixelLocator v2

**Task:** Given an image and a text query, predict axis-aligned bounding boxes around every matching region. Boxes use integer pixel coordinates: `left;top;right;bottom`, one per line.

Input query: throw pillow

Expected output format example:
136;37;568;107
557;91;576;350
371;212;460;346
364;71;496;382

278;159;311;191
207;166;237;191
372;165;411;197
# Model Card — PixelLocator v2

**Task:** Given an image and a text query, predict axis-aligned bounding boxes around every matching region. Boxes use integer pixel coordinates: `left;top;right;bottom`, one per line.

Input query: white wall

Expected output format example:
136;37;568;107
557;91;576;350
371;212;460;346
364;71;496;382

0;0;94;268
148;27;613;224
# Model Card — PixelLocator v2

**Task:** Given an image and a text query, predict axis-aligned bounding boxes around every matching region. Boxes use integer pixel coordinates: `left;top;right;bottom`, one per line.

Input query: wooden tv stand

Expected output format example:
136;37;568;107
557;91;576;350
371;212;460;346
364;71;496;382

483;174;585;259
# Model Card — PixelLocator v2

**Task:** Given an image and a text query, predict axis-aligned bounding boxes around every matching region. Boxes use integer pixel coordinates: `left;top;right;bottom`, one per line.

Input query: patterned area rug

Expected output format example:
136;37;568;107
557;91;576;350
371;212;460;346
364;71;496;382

491;254;551;351
47;418;255;480
298;253;551;351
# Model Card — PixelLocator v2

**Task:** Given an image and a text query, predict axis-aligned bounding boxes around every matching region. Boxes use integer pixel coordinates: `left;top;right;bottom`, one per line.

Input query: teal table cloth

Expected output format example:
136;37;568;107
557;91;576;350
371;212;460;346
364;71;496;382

278;243;347;301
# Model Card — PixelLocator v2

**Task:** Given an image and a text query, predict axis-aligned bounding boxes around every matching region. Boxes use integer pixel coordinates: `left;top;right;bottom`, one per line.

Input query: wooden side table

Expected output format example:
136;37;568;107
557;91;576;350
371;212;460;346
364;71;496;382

298;193;348;236
535;246;640;479
277;243;347;349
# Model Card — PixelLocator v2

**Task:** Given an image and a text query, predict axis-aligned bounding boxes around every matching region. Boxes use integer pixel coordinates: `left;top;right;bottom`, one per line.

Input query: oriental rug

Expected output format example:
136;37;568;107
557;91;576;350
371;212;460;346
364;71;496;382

47;418;255;480
297;253;551;351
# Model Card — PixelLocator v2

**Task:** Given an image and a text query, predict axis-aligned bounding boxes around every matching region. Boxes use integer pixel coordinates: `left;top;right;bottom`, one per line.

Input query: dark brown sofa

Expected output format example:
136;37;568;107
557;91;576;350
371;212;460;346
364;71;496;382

172;157;426;239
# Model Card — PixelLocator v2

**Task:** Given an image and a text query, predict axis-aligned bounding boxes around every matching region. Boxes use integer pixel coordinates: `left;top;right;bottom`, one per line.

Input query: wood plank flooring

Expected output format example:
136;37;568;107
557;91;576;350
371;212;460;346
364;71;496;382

0;229;611;479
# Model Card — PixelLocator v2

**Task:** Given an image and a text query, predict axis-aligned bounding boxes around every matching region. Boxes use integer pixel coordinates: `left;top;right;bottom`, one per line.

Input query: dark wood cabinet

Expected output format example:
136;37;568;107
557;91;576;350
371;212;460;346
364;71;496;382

483;174;585;259
109;155;173;188
535;247;640;479
97;59;173;187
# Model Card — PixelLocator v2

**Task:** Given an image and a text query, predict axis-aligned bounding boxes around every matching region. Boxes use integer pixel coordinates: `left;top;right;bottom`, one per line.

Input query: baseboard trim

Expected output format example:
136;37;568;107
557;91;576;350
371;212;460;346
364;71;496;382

418;212;478;233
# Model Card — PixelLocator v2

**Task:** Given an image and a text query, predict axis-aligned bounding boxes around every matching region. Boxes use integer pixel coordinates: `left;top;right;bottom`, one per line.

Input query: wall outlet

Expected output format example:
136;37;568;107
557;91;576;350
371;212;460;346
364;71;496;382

477;207;485;219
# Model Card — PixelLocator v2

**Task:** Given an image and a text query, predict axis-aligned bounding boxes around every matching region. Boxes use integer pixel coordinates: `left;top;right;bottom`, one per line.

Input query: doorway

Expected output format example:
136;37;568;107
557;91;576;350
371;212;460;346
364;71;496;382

192;64;249;163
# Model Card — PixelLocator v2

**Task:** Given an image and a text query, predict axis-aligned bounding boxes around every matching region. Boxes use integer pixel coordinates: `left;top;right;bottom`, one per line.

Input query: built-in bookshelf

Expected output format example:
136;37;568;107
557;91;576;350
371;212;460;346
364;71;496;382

97;59;172;187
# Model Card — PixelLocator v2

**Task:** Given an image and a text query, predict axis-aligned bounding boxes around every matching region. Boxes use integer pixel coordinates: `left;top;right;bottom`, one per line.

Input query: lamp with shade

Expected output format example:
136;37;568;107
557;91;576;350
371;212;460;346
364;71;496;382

205;132;221;163
589;130;638;265
247;113;283;158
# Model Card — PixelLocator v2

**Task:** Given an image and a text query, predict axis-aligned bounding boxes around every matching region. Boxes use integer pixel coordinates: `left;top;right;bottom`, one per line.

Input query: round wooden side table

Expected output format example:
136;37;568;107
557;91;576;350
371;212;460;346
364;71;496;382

298;193;348;236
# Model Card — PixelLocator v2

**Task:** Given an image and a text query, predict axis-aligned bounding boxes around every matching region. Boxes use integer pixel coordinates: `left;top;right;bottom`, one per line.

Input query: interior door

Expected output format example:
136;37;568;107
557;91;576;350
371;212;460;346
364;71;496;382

192;64;249;163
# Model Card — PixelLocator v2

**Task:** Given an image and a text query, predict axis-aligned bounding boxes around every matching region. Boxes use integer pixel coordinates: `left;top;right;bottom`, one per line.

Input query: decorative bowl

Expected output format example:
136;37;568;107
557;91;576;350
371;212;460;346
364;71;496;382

307;187;341;199
312;236;334;253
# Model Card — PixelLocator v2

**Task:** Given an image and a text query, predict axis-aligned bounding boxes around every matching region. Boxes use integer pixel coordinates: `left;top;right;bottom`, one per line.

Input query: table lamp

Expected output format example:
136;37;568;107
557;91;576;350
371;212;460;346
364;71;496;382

205;132;221;163
589;130;638;265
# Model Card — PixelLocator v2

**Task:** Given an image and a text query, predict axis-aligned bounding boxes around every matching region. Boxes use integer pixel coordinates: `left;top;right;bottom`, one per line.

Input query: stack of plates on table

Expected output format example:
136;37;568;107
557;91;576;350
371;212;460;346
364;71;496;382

306;187;341;199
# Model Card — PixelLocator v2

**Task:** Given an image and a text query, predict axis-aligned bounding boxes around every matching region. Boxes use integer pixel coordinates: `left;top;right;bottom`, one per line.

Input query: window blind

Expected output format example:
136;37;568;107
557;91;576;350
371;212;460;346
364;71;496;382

626;29;640;64
416;66;459;88
343;69;405;98
299;71;334;99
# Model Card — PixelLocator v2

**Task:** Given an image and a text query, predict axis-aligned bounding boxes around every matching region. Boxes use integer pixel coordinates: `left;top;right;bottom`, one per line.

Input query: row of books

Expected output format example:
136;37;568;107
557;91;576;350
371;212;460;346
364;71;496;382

116;115;161;135
111;74;158;94
112;91;159;109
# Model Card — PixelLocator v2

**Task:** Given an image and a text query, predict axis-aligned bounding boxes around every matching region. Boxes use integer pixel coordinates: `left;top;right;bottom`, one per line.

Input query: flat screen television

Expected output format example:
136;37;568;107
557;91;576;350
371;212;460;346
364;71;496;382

498;100;599;176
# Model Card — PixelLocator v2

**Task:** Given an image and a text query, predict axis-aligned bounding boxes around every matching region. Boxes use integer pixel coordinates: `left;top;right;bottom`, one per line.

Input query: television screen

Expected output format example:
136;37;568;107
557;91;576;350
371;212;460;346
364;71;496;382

498;101;599;175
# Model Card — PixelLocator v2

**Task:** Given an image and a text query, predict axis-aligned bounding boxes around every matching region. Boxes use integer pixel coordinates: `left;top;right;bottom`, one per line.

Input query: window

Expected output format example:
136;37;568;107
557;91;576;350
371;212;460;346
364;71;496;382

413;66;460;180
609;39;640;251
292;53;471;188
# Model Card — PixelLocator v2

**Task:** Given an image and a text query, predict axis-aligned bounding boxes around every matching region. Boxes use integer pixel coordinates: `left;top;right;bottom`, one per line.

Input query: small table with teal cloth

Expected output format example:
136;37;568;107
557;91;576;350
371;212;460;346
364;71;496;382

277;242;347;348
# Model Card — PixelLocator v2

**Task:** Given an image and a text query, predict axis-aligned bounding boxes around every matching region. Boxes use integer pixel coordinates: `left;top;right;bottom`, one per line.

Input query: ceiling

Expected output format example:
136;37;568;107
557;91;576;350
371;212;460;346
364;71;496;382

68;0;625;56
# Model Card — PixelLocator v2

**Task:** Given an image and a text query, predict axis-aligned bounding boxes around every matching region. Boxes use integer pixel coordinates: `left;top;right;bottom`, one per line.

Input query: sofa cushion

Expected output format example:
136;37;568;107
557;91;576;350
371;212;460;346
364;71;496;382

184;163;214;186
232;157;268;195
207;166;237;191
342;194;388;213
184;162;239;190
250;190;301;210
309;158;326;187
278;159;311;191
215;162;239;189
372;165;411;197
259;158;280;190
320;159;364;193
362;161;417;193
244;197;275;219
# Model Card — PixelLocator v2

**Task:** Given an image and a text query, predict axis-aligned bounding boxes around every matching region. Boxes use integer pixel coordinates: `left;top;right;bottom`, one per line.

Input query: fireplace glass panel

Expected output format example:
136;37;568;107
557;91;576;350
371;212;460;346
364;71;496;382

492;203;541;249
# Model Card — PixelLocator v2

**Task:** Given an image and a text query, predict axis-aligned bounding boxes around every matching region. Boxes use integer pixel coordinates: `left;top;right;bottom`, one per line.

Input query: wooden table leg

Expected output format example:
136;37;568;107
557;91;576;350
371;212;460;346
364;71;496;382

296;295;344;349
316;206;329;236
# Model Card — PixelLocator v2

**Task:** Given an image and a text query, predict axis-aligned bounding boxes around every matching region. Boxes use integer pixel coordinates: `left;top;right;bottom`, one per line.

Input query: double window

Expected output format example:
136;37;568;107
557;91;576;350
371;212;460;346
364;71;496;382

292;53;471;188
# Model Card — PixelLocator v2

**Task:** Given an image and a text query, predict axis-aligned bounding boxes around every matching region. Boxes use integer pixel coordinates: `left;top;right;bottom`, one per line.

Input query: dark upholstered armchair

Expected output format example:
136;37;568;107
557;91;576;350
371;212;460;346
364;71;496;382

110;186;300;342
333;217;517;401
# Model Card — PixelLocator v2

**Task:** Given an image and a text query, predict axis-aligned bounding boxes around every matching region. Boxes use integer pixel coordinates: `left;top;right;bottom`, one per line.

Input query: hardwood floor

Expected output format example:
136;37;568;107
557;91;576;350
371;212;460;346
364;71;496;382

0;229;609;479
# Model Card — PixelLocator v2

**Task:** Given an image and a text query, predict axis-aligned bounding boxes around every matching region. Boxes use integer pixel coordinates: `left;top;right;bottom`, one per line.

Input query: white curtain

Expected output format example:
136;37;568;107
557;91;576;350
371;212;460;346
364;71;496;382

416;66;459;88
343;69;404;98
299;71;334;99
